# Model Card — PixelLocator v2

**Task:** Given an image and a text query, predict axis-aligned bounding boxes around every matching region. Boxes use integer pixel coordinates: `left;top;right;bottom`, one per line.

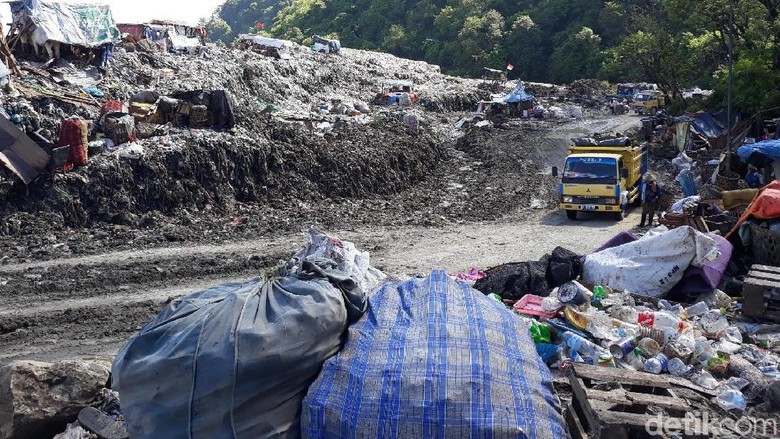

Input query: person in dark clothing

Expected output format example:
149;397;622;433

640;174;662;227
745;165;764;188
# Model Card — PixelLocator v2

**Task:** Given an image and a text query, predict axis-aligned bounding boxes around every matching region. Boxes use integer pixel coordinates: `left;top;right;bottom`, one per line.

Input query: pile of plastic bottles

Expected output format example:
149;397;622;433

516;280;780;413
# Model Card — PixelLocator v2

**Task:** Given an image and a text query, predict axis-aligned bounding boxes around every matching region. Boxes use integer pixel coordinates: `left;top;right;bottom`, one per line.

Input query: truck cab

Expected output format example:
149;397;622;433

554;141;648;220
632;91;665;115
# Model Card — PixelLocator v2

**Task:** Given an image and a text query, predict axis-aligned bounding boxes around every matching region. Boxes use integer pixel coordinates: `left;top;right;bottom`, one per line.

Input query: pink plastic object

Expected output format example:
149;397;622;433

513;294;558;319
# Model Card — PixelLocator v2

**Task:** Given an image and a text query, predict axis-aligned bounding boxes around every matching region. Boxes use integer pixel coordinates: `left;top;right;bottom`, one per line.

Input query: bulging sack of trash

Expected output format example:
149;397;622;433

302;270;568;439
112;257;367;439
295;229;387;294
582;226;720;298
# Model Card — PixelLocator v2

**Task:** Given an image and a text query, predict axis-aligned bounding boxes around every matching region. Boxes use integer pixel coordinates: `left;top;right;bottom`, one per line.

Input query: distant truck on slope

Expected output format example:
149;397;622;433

553;138;648;220
312;35;341;54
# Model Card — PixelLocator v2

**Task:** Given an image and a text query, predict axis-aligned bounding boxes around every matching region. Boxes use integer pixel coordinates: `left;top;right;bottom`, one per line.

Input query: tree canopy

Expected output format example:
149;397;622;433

206;0;780;116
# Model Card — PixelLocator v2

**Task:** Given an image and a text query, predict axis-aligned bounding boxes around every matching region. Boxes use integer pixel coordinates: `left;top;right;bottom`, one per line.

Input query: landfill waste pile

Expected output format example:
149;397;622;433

0;39;618;264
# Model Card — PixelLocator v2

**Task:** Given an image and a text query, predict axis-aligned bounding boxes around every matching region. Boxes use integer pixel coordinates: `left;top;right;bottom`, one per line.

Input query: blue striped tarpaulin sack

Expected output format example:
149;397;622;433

303;270;568;439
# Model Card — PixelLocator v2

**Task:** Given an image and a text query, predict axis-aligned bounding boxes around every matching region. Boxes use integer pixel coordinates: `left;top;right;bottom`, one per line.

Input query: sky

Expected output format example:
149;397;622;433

1;0;226;27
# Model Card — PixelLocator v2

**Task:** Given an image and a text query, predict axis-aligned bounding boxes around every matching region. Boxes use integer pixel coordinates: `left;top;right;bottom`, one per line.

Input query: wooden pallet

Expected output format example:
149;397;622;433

743;264;780;322
567;363;716;439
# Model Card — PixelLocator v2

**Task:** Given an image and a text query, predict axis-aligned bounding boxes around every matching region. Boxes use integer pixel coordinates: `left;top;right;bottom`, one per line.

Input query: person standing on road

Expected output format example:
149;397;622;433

640;174;662;227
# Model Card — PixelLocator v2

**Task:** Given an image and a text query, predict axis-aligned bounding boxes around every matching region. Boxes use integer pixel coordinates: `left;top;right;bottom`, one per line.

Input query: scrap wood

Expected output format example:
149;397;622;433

15;84;100;108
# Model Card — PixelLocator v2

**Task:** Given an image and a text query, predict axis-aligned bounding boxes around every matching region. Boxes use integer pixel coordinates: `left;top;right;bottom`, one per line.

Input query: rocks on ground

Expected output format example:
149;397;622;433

0;360;110;439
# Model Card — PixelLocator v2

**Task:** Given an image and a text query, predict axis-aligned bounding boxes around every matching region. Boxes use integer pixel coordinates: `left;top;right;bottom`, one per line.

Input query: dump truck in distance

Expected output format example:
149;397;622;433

553;138;648;220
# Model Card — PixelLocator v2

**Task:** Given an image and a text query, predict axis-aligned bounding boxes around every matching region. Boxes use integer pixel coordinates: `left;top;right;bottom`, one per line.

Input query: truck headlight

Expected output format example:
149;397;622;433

563;196;573;203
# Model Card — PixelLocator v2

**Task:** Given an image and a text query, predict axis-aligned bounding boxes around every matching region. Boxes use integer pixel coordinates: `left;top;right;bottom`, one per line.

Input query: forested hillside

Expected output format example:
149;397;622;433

207;0;780;115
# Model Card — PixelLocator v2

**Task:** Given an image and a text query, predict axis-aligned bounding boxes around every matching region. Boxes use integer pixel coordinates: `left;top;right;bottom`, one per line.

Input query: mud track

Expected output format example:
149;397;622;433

0;115;640;365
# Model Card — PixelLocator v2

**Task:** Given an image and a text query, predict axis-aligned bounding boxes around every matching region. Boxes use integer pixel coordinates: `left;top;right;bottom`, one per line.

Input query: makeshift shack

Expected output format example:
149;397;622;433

8;0;120;63
236;34;294;59
118;21;205;54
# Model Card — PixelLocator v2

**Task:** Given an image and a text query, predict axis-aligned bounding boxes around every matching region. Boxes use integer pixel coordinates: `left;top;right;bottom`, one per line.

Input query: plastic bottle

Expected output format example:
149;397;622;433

624;348;646;371
683;301;709;318
591;285;607;309
652;311;685;331
700;309;729;334
667;357;693;377
692;370;719;390
638;310;685;331
720;326;743;344
644;353;669;374
716;389;747;411
561;331;603;357
637;338;660;357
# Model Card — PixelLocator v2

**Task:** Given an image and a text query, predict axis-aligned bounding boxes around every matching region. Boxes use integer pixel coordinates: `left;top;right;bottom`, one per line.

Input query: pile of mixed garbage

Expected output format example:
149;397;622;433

4;221;771;439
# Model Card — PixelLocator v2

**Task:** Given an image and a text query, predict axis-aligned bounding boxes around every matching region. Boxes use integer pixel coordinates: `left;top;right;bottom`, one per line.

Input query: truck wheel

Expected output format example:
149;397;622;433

566;210;577;220
613;211;625;221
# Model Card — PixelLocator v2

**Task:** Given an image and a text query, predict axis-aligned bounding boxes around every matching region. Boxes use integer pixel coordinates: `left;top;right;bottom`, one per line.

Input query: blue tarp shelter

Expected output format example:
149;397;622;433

691;113;725;139
738;140;780;165
504;82;535;103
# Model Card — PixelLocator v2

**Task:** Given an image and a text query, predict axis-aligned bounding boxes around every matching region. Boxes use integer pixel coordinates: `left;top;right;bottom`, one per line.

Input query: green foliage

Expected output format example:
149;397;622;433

210;0;780;117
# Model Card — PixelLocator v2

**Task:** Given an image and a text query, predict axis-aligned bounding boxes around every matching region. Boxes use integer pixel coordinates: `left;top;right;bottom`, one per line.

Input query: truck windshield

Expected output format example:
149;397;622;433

562;157;617;184
634;94;650;101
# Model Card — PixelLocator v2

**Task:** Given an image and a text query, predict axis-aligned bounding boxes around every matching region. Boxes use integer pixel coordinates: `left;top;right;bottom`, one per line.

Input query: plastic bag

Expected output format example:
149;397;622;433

583;226;720;297
113;257;367;439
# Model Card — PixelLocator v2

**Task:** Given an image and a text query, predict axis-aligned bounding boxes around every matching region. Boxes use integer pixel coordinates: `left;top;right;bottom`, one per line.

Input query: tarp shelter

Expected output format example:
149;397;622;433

690;112;725;139
504;82;535;103
738;140;780;165
0;115;50;184
10;0;120;47
237;35;293;48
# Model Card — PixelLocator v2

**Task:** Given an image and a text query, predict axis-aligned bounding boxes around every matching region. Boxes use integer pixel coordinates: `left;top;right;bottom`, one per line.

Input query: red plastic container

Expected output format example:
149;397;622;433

512;294;559;319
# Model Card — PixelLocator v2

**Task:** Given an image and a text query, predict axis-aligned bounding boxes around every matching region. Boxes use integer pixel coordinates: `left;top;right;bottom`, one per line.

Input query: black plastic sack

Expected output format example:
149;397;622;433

112;257;366;439
474;255;550;300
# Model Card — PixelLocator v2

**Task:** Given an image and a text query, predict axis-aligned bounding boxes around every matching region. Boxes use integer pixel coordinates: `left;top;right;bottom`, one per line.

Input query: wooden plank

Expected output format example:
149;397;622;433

748;270;780;282
572;363;673;389
752;264;780;273
582;385;691;412
565;402;589;439
744;278;780;289
568;374;604;435
597;411;710;436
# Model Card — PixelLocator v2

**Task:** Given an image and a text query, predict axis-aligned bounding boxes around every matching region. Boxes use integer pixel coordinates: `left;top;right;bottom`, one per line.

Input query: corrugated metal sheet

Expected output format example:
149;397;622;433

0;116;50;185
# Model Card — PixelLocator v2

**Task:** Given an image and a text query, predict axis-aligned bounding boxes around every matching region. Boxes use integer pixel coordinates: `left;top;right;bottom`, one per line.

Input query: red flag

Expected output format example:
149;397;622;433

507;63;514;71
256;22;265;31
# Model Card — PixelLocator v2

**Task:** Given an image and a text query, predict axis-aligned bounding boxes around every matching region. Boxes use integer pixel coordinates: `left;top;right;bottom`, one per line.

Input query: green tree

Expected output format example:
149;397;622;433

549;27;602;83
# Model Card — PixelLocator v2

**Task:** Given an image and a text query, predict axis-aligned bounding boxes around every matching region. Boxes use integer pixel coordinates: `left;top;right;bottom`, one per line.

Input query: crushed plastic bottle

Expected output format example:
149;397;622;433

683;301;709;318
644;353;669;374
668;357;693;377
700;309;729;334
623;348;646;371
541;296;563;312
720;326;743;344
715;389;747;411
692;370;719;390
725;377;750;390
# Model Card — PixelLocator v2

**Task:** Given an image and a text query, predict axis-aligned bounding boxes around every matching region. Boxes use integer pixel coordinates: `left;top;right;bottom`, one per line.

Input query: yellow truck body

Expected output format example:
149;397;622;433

632;90;665;114
556;143;648;220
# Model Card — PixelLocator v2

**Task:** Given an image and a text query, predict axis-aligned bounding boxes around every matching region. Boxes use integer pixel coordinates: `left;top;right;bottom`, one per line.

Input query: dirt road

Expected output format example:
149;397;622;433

0;114;642;365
